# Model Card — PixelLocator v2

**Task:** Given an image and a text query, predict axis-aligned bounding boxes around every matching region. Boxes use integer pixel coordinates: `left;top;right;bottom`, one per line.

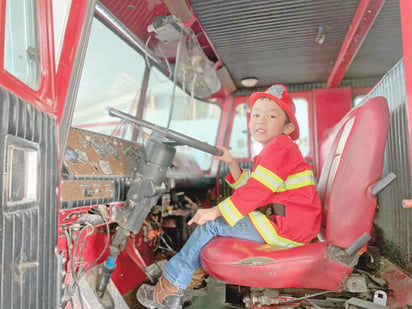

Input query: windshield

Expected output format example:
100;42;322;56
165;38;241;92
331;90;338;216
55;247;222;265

71;17;221;171
143;66;221;170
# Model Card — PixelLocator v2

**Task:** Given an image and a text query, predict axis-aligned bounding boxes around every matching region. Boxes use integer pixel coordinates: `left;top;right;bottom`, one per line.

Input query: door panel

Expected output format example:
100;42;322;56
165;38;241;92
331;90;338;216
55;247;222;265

0;87;59;308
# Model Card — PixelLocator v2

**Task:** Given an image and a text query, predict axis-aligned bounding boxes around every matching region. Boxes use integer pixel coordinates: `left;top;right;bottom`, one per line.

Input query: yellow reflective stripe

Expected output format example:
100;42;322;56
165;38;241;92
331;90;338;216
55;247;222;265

228;170;249;189
249;211;304;247
218;197;244;227
251;165;283;192
277;170;315;192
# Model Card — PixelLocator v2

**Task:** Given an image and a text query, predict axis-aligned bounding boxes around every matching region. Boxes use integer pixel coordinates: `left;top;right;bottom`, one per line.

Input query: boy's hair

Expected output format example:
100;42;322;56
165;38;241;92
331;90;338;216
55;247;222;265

249;85;299;140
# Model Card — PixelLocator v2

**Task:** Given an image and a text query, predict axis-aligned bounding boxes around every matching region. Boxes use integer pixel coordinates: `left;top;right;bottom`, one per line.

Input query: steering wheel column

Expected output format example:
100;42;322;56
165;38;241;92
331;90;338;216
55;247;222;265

112;132;176;233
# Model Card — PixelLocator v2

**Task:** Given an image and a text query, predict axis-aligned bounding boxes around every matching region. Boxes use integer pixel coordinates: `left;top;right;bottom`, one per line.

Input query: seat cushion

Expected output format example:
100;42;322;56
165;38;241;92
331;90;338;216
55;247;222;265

201;237;352;290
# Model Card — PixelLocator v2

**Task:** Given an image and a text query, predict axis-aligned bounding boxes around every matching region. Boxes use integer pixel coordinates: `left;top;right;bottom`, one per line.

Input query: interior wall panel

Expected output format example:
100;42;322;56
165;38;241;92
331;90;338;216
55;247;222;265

364;59;412;272
0;87;59;308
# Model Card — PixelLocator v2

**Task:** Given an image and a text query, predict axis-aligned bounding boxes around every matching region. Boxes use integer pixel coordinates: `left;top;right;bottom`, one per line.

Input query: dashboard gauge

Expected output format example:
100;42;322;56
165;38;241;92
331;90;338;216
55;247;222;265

64;147;79;164
92;139;108;158
122;145;140;161
106;142;121;160
99;160;113;175
75;149;88;163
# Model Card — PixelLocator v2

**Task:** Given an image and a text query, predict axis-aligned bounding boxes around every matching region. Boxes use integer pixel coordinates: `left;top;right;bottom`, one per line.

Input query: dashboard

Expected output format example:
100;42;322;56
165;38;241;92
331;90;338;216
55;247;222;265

61;127;143;208
64;127;142;177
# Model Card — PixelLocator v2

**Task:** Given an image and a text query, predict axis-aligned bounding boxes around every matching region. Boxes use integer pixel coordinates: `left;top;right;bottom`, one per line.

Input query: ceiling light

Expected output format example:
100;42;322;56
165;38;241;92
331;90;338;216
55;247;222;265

241;77;258;87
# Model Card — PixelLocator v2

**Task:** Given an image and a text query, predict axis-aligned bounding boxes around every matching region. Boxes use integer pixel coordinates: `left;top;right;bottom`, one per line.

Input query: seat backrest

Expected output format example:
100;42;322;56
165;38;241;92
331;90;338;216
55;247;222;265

317;96;389;249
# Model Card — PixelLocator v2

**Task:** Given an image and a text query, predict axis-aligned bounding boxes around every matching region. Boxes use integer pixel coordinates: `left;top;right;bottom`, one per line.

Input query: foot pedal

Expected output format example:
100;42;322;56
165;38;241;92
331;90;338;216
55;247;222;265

144;259;167;283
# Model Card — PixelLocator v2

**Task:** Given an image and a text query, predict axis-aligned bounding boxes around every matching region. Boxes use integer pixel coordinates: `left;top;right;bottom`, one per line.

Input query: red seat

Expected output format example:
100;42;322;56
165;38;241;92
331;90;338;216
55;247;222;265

201;96;390;291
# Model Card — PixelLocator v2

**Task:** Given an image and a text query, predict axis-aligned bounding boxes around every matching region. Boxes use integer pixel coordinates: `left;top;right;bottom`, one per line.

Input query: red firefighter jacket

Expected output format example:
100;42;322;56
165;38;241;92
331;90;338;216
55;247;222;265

217;135;321;247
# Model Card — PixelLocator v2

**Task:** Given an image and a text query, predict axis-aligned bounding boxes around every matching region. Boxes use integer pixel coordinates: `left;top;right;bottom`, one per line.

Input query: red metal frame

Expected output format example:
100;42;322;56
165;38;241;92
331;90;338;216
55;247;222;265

327;0;385;88
55;0;90;122
400;0;412;182
313;88;352;174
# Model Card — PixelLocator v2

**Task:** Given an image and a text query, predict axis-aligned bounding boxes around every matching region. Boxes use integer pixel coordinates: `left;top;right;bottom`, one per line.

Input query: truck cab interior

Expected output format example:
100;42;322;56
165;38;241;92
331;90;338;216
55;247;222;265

0;0;411;308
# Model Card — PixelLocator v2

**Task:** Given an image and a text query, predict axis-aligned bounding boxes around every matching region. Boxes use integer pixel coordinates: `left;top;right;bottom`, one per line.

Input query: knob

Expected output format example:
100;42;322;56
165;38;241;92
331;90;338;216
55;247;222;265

83;188;94;197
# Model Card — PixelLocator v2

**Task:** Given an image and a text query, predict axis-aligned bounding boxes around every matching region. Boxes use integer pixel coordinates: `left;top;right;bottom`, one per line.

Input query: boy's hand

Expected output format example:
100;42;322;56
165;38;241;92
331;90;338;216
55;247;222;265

188;207;221;226
215;146;242;181
215;146;235;165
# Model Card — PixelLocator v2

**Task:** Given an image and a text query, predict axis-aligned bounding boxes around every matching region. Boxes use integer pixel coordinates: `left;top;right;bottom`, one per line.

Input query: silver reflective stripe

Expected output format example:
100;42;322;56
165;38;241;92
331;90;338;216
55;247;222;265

277;170;315;192
251;165;283;192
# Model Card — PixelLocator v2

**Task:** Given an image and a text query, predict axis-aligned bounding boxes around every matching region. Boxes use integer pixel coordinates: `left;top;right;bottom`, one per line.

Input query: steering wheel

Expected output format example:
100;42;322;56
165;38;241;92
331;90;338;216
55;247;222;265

108;108;223;156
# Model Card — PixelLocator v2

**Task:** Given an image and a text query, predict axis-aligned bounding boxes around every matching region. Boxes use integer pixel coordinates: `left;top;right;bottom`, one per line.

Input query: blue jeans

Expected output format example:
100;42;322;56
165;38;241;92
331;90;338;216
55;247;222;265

163;216;264;289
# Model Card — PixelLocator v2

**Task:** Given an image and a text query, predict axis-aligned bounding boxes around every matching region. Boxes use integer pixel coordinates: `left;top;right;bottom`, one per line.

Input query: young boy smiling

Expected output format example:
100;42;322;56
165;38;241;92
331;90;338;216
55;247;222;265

138;84;321;309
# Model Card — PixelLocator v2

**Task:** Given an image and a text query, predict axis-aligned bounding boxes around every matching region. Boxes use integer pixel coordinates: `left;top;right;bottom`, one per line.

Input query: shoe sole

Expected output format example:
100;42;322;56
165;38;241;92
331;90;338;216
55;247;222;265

136;284;167;309
137;284;184;309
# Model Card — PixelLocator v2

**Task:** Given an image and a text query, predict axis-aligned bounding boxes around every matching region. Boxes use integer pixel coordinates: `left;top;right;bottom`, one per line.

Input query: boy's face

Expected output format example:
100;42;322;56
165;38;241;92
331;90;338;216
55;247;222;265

249;97;295;144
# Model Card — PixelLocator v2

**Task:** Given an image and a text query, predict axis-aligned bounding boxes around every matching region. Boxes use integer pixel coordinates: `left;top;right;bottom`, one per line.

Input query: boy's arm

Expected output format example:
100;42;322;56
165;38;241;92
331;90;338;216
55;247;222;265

215;146;242;181
226;159;242;181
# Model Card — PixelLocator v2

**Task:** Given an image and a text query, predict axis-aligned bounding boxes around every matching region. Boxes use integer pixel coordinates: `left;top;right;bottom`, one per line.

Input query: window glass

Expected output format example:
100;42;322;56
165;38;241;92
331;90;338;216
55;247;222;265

71;18;146;140
294;98;310;157
353;94;366;106
4;0;40;89
229;103;249;158
250;98;310;158
53;0;72;68
143;66;221;171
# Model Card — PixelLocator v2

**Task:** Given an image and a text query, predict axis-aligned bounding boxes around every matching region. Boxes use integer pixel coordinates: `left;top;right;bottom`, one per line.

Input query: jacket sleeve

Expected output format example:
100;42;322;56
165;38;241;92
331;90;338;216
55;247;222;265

218;138;295;226
225;168;250;190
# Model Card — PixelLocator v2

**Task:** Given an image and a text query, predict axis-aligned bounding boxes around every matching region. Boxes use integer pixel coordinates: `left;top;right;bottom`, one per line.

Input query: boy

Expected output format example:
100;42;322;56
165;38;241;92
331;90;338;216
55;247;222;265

137;84;321;309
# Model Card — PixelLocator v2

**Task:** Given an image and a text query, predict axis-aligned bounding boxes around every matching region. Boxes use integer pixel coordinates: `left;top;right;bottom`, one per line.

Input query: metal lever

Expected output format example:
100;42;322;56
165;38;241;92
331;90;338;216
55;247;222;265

344;232;371;256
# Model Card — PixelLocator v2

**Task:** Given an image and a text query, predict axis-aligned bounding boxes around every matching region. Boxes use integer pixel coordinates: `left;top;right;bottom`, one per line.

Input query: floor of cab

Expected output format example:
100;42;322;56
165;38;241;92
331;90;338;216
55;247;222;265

126;256;412;309
185;277;240;309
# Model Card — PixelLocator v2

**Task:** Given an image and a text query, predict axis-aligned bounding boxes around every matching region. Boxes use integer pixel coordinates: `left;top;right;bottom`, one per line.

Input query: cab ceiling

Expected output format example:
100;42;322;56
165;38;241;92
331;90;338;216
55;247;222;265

101;0;403;91
188;0;403;90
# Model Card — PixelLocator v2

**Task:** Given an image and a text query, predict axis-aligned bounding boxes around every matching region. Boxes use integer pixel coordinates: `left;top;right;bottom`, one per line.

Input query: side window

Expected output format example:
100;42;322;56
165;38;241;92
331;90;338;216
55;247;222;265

229;103;249;158
71;18;146;140
4;0;40;89
353;94;366;106
143;66;221;171
294;98;310;158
